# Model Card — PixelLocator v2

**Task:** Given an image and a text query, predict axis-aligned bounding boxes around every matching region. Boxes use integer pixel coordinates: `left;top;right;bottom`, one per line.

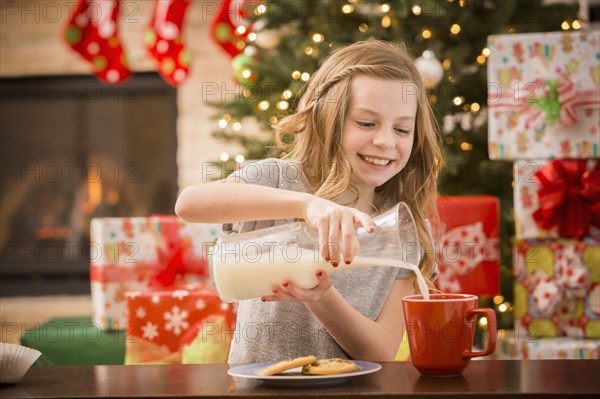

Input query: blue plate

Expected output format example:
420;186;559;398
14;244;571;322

227;360;382;388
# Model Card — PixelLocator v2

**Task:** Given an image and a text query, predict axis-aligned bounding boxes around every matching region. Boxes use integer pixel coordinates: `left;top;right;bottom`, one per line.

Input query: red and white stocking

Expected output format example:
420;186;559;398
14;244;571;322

146;0;191;86
64;0;132;84
210;0;254;58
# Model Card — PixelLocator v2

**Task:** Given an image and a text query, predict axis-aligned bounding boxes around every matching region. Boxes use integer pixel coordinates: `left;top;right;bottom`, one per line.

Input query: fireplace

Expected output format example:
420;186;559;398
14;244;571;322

0;73;178;296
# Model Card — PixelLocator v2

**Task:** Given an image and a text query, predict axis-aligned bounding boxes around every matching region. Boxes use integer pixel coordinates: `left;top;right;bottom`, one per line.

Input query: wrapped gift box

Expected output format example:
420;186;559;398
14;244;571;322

432;196;500;295
493;329;599;360
124;285;237;365
91;216;220;330
513;238;600;338
487;31;600;160
514;159;600;239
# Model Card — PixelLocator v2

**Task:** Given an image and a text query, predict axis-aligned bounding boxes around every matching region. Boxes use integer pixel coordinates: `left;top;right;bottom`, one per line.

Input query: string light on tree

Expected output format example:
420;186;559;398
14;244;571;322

232;53;260;88
415;50;444;88
341;4;354;14
381;16;391;28
220;152;230;162
218;114;231;128
498;302;509;312
255;4;266;15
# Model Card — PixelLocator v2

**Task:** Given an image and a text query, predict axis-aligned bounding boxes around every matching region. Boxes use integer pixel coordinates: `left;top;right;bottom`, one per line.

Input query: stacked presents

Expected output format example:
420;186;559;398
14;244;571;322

91;215;237;364
487;30;600;359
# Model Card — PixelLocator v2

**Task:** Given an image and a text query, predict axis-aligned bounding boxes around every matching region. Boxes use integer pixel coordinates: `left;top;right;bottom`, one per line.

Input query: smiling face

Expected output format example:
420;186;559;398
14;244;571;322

341;76;418;193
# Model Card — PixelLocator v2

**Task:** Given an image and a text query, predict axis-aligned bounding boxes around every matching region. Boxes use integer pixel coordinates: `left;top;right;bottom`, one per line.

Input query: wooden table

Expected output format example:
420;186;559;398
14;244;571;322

1;360;598;398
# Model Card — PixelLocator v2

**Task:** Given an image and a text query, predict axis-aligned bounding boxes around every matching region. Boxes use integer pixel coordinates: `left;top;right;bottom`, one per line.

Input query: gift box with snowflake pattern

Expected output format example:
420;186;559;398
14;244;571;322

124;285;237;364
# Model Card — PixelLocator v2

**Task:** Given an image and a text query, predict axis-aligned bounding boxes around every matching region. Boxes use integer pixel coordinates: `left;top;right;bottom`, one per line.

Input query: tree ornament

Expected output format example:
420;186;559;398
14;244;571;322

232;54;260;87
415;50;444;88
443;114;456;134
254;29;281;50
145;0;191;86
460;112;473;131
210;0;254;58
64;0;131;84
244;45;257;57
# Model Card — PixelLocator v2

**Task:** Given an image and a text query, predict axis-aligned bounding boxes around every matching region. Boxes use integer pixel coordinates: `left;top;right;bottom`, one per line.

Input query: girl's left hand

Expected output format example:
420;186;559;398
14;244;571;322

260;271;333;303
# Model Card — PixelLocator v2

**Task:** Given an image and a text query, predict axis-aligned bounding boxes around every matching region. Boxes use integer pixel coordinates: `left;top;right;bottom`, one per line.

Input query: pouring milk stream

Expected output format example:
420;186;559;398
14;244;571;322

208;202;430;302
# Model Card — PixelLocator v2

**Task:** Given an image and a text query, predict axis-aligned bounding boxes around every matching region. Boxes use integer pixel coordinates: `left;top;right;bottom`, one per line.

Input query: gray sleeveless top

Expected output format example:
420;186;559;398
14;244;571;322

222;158;420;364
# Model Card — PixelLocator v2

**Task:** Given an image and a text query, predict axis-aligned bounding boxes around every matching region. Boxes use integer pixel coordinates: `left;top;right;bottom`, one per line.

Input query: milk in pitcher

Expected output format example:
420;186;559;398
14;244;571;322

209;243;429;302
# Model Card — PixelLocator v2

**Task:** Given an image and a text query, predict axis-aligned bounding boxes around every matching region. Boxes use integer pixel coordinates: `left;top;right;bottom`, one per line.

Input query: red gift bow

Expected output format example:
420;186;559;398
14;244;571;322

530;243;590;317
436;222;497;293
532;160;600;239
488;70;600;128
150;217;207;287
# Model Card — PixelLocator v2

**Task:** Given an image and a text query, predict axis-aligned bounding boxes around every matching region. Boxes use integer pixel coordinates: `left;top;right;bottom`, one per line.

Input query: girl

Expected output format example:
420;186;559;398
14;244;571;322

175;39;442;363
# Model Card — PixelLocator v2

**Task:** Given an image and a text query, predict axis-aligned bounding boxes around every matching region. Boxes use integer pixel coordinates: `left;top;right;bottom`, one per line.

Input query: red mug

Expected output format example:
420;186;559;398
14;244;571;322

402;294;496;377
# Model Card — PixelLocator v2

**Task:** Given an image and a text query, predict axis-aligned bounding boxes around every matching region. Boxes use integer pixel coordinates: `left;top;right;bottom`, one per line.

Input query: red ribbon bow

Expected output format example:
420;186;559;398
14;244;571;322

532;160;600;239
150;216;206;287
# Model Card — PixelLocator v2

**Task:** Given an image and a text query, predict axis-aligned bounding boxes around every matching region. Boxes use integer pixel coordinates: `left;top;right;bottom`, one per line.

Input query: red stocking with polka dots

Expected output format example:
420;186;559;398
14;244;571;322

145;0;191;86
64;0;132;85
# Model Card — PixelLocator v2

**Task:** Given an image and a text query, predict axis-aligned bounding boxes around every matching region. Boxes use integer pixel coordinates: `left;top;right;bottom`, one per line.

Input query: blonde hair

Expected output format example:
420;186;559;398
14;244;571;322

274;39;443;293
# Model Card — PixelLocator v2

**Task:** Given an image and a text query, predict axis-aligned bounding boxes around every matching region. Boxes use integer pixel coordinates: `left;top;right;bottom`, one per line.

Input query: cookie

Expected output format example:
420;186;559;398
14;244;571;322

261;355;318;376
302;358;359;375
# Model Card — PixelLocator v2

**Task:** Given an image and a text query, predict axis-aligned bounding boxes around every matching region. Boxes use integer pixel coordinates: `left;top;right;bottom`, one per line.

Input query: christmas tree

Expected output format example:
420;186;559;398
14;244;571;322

209;0;580;327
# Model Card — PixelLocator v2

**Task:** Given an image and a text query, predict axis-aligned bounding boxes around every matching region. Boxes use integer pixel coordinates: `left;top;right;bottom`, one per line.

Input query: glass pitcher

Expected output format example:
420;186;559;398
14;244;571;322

208;202;424;302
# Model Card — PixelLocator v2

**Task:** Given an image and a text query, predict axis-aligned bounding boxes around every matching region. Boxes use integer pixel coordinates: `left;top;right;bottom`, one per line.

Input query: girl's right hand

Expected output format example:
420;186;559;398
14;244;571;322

302;196;375;265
